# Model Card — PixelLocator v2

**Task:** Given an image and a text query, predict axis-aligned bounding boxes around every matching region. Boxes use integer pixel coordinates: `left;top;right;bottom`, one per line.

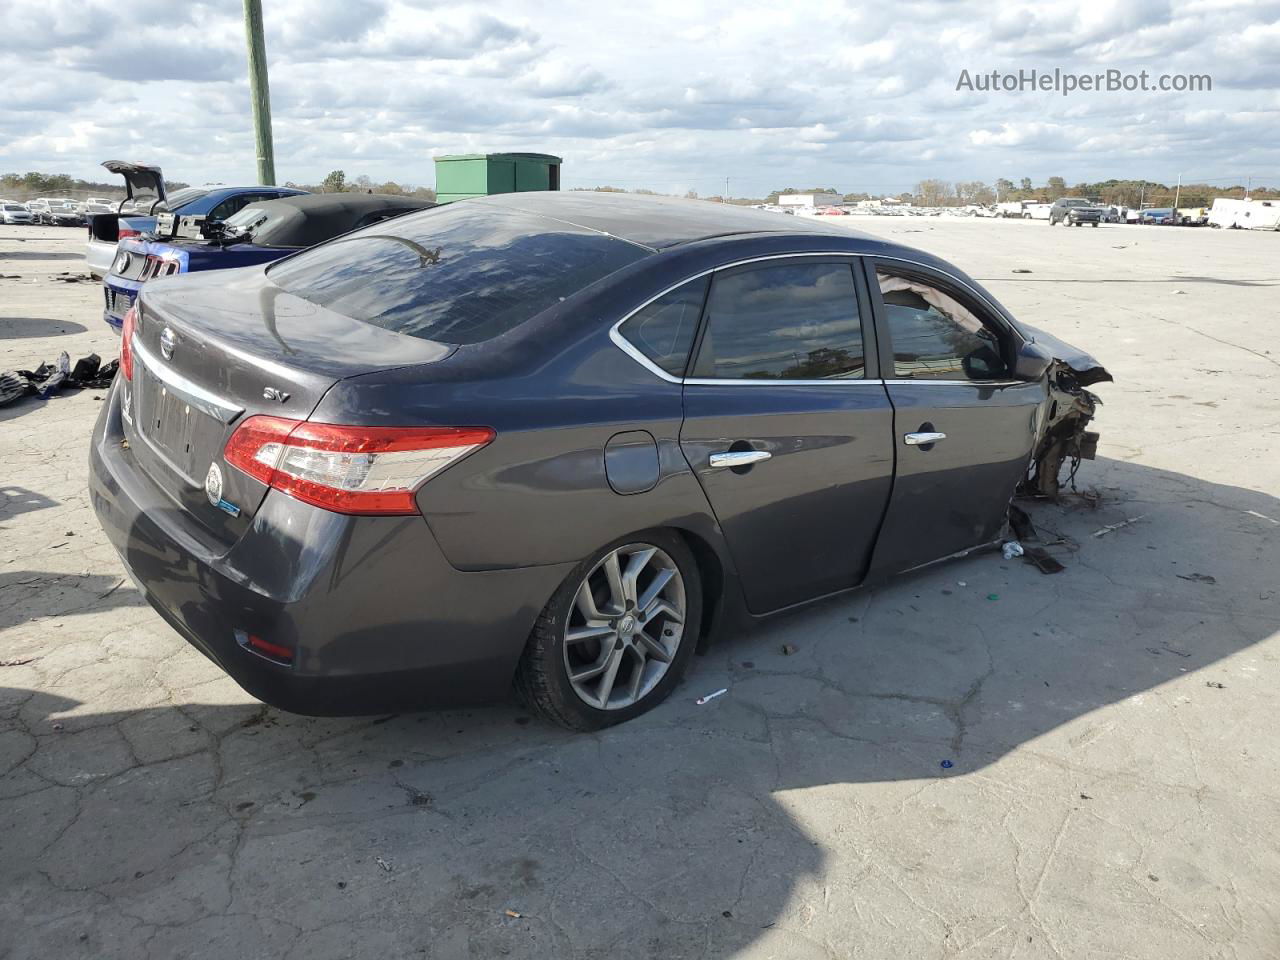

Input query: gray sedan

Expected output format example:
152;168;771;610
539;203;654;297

2;203;34;224
89;193;1110;729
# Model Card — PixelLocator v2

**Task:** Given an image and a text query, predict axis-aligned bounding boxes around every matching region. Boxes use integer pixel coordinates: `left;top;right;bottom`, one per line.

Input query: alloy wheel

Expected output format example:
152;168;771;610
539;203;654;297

562;543;687;711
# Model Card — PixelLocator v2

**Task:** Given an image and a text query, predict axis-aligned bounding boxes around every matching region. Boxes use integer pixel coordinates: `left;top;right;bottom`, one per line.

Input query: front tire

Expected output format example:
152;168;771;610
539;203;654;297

515;530;702;730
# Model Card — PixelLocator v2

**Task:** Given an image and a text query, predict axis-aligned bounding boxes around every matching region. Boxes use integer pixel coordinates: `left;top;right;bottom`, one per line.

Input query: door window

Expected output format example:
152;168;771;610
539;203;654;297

693;262;864;380
618;276;709;377
875;270;1009;381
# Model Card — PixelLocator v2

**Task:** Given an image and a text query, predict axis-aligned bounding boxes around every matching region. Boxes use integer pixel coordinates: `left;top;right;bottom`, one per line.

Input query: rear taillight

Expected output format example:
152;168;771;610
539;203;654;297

119;305;137;380
223;416;495;516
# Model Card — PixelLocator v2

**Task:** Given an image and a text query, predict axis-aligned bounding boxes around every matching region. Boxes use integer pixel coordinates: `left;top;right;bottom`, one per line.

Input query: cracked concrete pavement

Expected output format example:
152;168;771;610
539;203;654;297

2;220;1279;959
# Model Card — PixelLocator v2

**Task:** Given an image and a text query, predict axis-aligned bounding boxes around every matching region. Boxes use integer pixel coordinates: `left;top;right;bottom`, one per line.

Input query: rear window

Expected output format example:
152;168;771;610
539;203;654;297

267;203;650;344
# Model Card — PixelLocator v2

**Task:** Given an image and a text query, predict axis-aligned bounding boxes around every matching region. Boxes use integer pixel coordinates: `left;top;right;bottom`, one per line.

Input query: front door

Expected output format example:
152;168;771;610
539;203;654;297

865;260;1045;576
678;258;895;613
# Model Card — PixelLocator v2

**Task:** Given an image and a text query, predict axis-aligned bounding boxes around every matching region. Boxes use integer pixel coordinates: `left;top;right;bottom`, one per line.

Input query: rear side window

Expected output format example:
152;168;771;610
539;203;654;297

693;262;864;379
876;270;1009;381
268;204;649;344
618;277;708;377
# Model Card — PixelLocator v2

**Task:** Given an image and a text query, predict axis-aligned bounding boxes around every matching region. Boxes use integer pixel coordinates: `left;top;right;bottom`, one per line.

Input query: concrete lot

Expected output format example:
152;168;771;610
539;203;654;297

1;218;1278;960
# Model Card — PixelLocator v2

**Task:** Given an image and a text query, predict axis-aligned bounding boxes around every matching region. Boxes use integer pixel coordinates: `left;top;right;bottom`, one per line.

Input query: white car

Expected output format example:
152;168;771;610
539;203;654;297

2;203;35;224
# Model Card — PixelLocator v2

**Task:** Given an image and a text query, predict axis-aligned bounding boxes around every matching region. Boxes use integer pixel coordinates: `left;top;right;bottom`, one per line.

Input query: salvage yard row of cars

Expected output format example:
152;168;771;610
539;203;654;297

78;159;1113;730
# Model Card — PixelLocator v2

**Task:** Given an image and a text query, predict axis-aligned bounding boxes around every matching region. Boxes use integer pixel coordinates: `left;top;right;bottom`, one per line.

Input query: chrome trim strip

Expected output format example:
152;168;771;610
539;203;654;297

132;337;244;424
882;378;1025;387
683;377;880;387
608;250;1027;385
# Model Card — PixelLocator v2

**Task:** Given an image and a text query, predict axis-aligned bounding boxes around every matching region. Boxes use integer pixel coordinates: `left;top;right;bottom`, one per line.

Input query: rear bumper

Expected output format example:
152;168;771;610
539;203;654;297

88;381;574;715
102;276;140;331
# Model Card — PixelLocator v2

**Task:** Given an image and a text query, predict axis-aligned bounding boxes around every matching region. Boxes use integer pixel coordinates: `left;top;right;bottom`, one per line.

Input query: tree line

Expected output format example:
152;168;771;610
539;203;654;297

909;177;1278;208
0;171;188;201
578;179;1279;208
295;170;436;201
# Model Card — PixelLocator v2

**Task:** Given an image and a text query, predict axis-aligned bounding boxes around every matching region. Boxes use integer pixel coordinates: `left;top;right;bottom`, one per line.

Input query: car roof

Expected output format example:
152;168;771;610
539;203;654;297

466;191;865;251
176;185;308;213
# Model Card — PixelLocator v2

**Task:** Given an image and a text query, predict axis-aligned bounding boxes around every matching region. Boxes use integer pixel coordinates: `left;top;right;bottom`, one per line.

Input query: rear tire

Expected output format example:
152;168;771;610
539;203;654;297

515;529;702;731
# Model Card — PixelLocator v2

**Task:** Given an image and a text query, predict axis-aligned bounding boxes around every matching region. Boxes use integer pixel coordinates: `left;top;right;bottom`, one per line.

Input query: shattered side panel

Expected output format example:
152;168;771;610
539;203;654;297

1024;358;1109;498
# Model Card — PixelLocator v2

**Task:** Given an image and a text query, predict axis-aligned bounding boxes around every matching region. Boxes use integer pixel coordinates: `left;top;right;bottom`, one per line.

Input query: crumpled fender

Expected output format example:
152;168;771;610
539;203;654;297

1021;324;1113;387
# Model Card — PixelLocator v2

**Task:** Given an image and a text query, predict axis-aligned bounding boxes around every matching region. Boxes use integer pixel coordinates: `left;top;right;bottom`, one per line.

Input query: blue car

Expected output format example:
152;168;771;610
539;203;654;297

89;161;307;278
102;193;434;330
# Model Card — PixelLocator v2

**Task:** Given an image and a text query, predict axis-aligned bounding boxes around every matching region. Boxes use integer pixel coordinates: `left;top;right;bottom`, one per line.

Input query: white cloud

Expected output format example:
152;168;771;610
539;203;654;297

0;0;1276;195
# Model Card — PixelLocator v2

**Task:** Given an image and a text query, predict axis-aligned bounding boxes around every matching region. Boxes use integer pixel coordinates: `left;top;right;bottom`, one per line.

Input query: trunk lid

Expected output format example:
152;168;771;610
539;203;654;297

124;267;454;550
101;160;166;206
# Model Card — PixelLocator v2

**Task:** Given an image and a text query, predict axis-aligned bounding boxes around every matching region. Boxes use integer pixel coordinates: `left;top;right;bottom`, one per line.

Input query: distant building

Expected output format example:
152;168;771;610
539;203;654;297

777;192;841;209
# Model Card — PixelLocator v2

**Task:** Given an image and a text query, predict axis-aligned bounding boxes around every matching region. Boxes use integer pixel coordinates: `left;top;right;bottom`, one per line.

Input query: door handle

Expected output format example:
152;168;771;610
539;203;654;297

708;450;772;469
904;431;947;446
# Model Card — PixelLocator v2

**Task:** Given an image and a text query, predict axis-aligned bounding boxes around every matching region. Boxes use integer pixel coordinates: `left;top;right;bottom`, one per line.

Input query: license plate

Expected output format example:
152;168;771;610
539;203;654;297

154;213;175;236
106;288;134;316
133;366;225;485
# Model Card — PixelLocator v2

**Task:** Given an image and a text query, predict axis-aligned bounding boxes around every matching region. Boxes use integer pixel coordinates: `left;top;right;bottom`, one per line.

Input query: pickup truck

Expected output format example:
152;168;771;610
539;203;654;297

1049;198;1106;227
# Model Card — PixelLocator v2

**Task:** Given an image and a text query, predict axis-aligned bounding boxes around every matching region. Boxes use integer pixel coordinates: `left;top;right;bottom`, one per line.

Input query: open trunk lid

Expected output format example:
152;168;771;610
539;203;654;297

101;160;166;209
123;267;454;551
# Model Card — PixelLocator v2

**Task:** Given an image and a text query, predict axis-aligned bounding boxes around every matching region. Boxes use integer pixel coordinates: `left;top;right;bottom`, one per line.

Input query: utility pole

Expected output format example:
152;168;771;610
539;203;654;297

243;0;276;186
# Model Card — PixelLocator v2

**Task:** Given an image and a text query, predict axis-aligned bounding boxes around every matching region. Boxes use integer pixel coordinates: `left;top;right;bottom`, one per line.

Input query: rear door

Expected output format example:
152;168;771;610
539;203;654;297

864;259;1044;576
678;257;895;613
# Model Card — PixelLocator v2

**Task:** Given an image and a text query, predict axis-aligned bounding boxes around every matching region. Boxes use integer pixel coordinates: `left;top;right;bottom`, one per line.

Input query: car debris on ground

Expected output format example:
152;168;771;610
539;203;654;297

0;351;117;407
1091;515;1148;538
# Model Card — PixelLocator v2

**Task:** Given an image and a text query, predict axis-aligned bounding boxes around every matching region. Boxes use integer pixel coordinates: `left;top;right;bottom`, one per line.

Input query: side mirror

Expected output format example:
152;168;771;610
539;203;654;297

1013;340;1053;381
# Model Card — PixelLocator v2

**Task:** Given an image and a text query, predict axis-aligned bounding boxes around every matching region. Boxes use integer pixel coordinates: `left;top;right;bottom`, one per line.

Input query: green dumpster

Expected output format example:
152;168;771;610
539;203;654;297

433;153;562;204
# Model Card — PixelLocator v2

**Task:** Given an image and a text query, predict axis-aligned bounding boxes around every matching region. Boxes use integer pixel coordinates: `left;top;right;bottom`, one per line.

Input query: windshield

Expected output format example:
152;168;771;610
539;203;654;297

135;187;208;214
268;202;650;345
221;203;274;235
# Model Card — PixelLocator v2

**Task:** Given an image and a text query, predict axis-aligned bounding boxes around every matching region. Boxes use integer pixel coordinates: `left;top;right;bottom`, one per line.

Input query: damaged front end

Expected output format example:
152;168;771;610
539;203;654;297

1021;329;1113;498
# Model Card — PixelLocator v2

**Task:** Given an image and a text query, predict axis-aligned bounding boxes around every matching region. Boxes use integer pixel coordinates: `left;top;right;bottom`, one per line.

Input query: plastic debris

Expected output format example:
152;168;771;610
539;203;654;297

940;760;953;769
0;352;118;408
1025;547;1066;574
1091;515;1147;538
1002;541;1025;559
696;688;728;705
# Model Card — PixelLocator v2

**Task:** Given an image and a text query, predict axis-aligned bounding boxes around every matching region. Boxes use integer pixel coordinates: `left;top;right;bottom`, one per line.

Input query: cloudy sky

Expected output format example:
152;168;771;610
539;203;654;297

2;0;1278;195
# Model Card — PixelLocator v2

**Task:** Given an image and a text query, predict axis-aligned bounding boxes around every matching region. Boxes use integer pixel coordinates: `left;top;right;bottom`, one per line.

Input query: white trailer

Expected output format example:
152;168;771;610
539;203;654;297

1209;198;1280;230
